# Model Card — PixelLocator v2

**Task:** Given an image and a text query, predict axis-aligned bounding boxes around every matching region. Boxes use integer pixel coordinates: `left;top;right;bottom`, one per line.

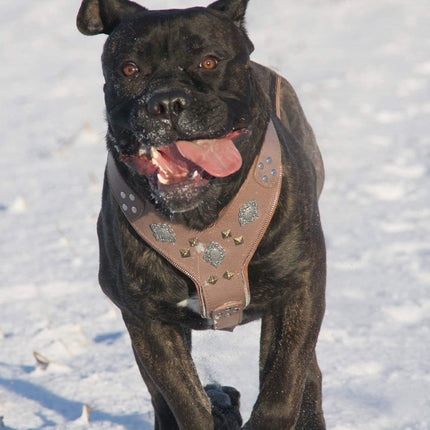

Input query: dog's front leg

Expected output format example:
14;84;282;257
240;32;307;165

123;312;213;430
131;326;192;430
123;312;242;430
244;286;325;430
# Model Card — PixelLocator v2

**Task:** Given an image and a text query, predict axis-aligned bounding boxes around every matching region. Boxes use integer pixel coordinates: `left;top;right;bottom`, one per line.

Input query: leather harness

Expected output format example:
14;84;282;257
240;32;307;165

106;74;283;330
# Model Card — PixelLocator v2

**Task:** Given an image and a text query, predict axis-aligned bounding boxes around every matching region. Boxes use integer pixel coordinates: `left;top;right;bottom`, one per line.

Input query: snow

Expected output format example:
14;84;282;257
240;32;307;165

1;0;429;428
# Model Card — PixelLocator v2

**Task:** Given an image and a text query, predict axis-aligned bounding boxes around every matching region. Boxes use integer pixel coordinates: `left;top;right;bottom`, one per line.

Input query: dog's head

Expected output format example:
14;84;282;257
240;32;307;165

78;0;267;221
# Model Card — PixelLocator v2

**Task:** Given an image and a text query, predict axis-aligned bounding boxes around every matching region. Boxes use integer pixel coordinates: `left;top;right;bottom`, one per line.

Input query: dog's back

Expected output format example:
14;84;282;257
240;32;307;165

252;62;324;197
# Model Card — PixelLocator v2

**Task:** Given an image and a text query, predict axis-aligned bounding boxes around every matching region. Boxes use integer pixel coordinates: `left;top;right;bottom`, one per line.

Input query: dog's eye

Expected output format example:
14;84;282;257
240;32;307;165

200;56;218;70
122;62;139;77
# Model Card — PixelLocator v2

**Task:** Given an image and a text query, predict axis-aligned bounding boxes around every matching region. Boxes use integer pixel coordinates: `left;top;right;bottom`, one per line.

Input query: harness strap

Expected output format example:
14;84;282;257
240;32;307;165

270;72;282;118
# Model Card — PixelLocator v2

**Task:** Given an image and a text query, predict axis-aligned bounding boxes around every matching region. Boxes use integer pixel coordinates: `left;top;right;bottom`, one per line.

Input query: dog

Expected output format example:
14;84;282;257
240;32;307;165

77;0;326;428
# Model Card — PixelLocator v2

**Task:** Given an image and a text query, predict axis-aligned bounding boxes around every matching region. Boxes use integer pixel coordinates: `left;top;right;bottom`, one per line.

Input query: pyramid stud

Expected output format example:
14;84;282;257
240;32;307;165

223;271;235;280
188;237;199;247
234;236;244;245
180;248;191;258
207;275;218;285
222;229;232;239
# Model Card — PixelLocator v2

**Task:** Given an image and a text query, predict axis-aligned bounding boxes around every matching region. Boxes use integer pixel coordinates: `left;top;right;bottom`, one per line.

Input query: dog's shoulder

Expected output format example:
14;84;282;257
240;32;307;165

251;62;324;196
250;61;310;138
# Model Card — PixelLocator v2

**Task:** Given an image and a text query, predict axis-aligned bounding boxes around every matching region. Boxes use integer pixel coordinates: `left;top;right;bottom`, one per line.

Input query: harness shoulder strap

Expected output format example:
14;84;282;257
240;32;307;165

269;72;282;119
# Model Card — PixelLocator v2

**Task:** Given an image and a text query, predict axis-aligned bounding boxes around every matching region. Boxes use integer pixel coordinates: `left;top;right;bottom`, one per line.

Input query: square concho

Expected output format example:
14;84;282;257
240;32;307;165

204;242;226;268
239;200;259;226
150;224;176;243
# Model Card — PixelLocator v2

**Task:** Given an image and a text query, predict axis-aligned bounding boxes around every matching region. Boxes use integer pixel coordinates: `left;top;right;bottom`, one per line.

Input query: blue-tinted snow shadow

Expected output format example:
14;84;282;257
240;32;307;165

325;384;392;417
94;331;124;344
0;377;152;429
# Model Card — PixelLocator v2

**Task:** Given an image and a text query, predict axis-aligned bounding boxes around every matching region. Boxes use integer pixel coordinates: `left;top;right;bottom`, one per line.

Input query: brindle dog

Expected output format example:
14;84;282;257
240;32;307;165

77;0;326;428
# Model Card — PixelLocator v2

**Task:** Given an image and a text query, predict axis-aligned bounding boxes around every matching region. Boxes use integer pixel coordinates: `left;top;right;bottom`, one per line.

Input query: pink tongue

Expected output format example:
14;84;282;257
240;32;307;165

176;138;242;177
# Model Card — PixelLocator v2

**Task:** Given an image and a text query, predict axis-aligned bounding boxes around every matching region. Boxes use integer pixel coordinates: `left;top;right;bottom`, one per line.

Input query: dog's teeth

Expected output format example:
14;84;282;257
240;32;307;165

157;173;170;184
138;148;146;157
150;147;159;159
157;164;168;175
191;170;199;179
150;147;160;168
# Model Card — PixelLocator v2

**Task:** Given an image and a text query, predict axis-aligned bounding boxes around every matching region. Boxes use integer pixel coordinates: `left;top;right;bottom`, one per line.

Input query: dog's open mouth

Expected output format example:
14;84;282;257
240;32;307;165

119;130;247;191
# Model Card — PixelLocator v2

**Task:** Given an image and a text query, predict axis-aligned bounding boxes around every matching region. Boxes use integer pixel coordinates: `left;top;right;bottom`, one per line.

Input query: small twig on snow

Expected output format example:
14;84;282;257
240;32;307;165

33;351;50;370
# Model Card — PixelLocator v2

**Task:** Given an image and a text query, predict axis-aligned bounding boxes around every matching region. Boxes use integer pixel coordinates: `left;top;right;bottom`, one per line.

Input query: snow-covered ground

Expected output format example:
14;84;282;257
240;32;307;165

1;0;429;428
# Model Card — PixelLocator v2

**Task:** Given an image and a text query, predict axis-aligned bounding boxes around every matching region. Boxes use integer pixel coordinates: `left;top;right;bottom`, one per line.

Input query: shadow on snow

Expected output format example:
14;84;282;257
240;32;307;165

0;377;152;429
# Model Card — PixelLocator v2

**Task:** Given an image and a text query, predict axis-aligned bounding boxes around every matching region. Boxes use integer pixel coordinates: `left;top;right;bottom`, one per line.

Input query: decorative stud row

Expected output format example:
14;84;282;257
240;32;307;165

207;271;235;285
214;306;241;321
179;234;244;263
119;191;138;214
149;199;258;268
258;156;278;183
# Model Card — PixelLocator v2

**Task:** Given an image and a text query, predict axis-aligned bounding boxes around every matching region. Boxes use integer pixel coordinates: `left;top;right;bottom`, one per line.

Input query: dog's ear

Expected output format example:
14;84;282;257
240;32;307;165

208;0;253;53
207;0;249;27
77;0;146;35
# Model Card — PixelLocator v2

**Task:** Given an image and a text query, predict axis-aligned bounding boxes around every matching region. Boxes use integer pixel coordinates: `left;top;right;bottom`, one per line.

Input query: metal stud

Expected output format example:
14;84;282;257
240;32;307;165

129;193;135;201
223;271;235;280
204;242;226;268
239;200;259;226
207;275;218;285
188;237;199;247
258;162;264;170
262;175;269;183
271;169;277;176
131;206;137;214
266;156;273;164
122;203;128;211
234;236;244;245
222;229;232;239
180;248;191;258
150;223;177;243
120;191;126;199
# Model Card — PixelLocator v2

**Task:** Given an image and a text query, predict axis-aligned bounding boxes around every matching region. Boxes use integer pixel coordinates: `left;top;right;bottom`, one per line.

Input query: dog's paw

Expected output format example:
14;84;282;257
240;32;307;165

205;384;242;430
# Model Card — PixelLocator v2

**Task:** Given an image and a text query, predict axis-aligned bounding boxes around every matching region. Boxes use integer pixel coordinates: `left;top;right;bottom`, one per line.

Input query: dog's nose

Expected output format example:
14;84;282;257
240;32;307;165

147;91;190;118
